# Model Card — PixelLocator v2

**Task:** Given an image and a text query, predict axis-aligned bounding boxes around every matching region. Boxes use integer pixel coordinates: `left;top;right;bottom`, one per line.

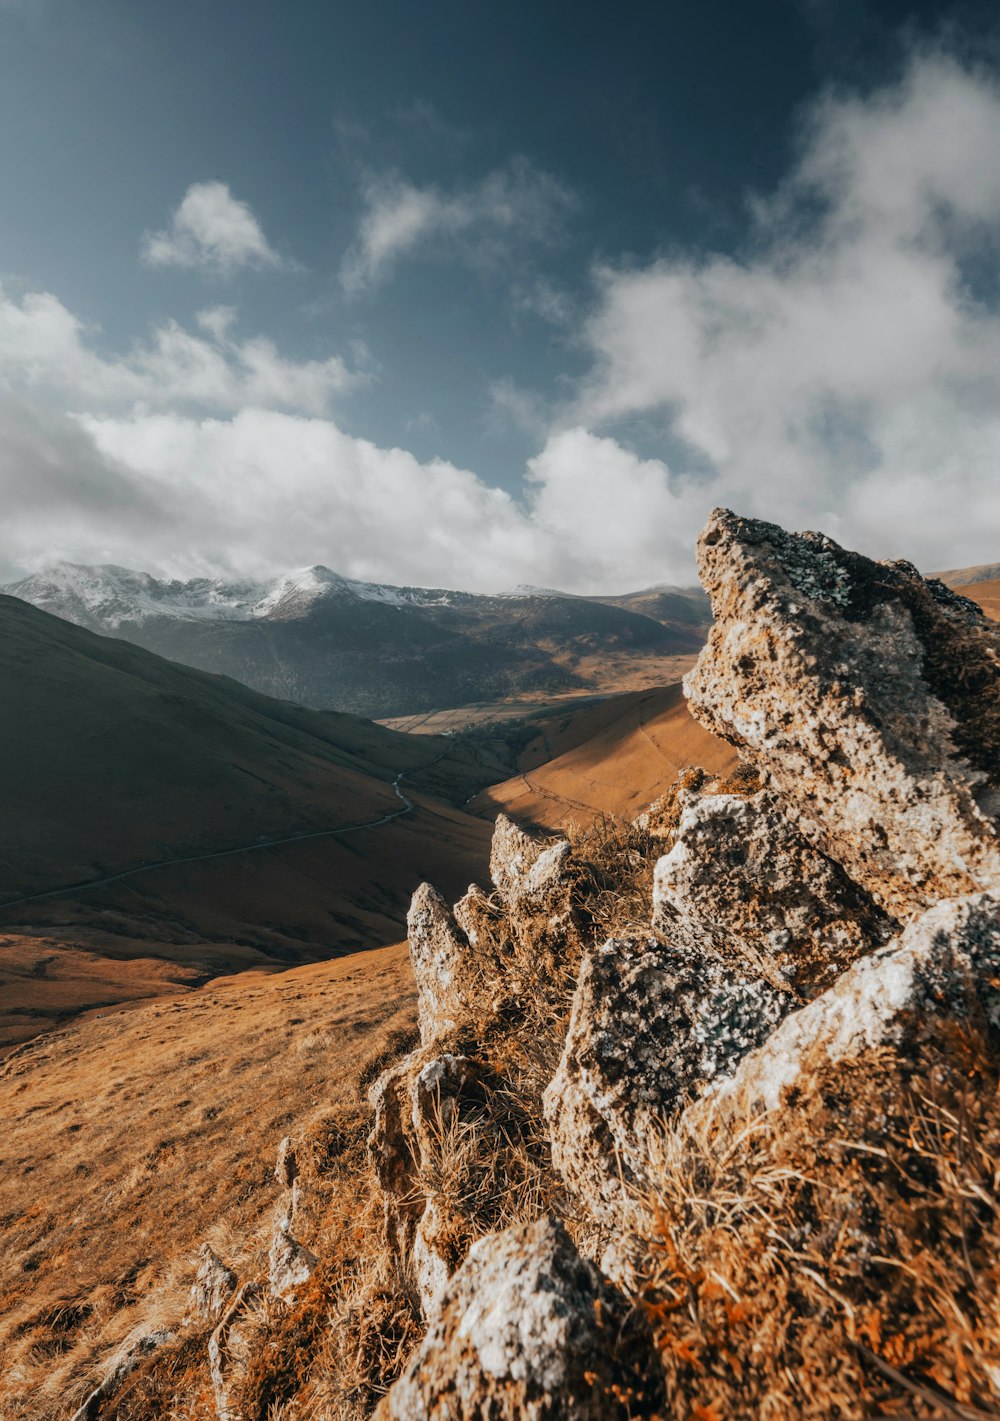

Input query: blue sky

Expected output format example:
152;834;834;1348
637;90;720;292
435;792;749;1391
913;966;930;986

1;0;999;590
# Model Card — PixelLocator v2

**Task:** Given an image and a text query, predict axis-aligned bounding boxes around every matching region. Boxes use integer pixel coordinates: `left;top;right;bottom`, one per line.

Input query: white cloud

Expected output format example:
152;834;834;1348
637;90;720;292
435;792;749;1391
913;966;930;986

341;158;576;293
5;50;1000;593
0;286;362;415
141;182;282;276
571;49;1000;570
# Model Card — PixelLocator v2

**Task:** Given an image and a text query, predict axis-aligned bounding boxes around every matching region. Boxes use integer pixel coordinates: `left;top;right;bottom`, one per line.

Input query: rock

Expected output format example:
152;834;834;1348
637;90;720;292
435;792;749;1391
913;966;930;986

407;883;483;1044
375;1215;659;1420
69;1328;174;1421
489;814;578;956
699;891;1000;1119
268;1220;318;1304
368;1048;485;1314
544;935;790;1229
208;1282;262;1421
273;1135;298;1188
453;881;501;952
685;509;1000;917
652;787;893;996
189;1243;238;1322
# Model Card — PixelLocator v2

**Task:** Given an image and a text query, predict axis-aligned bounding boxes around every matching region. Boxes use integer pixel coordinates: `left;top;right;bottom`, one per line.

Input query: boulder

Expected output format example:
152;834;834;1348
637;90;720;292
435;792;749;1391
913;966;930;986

407;883;482;1044
189;1243;238;1322
652;787;893;996
544;935;789;1229
268;1220;317;1304
698;890;1000;1120
375;1215;660;1420
685;509;1000;916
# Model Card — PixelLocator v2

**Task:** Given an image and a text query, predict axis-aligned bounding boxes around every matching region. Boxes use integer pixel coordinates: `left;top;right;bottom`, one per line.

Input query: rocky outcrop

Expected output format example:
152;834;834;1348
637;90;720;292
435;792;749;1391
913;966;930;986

544;936;789;1228
268;1221;317;1304
685;509;1000;917
698;890;1000;1119
189;1244;238;1322
652;785;893;995
489;813;578;954
407;884;484;1045
369;1047;486;1314
375;1216;659;1420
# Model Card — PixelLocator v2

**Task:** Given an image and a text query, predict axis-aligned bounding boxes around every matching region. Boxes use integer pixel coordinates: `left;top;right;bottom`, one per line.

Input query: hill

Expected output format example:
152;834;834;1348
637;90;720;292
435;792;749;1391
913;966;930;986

471;684;737;829
3;563;710;718
0;595;505;1049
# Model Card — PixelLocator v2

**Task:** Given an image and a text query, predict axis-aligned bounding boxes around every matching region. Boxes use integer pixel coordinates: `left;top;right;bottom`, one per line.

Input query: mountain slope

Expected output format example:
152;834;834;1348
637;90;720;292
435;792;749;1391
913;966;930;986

472;684;737;829
4;563;710;717
0;596;503;1047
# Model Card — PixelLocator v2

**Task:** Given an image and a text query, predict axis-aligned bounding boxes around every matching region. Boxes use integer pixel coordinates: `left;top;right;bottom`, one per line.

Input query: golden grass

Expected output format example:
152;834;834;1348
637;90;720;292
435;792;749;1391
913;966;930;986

632;1027;1000;1419
0;944;417;1420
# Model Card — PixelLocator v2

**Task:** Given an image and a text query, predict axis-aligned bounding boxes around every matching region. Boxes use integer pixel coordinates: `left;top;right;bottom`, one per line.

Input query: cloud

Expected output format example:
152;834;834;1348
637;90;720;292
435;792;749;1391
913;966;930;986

341;158;576;293
141;182;282;276
0;286;362;414
571;48;1000;571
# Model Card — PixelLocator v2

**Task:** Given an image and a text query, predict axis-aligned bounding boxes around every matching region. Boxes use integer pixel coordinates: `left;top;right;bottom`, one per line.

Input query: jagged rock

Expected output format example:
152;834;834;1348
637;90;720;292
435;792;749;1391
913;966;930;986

209;1282;262;1421
685;509;1000;917
653;787;893;996
489;814;578;955
69;1328;174;1421
273;1135;297;1187
544;935;790;1229
368;1048;485;1314
268;1220;318;1304
375;1215;659;1420
189;1243;238;1322
408;883;484;1044
453;881;501;951
698;891;1000;1120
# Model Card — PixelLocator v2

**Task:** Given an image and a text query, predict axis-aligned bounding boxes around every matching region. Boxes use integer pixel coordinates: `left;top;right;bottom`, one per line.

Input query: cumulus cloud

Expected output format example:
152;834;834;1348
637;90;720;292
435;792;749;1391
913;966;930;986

0;286;362;415
5;49;1000;592
572;49;1000;570
341;158;576;293
141;182;282;275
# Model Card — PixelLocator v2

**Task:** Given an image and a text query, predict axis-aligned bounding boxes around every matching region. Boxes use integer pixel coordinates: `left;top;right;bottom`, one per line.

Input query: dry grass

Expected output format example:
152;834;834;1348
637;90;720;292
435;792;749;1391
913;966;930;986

633;1028;1000;1420
0;944;418;1420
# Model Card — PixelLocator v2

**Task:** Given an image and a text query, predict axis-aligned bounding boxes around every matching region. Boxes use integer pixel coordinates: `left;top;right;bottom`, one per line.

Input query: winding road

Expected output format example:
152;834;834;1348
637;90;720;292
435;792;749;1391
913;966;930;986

0;769;421;914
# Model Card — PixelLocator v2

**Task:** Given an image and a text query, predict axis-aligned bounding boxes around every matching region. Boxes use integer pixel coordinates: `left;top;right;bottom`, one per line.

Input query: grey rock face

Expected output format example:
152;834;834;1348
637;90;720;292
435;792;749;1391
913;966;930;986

685;508;1000;917
489;813;577;954
544;935;789;1228
407;883;484;1045
189;1243;238;1322
652;787;893;996
375;1215;658;1420
268;1221;318;1304
698;890;1000;1119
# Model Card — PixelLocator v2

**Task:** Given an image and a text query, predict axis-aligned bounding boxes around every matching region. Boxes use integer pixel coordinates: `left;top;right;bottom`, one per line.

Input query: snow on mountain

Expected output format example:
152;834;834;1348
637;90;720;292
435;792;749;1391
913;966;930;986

2;562;458;628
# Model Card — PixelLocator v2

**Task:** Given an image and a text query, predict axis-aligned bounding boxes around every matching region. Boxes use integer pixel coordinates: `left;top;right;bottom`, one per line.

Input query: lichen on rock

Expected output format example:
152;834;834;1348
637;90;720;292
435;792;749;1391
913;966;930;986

685;508;1000;917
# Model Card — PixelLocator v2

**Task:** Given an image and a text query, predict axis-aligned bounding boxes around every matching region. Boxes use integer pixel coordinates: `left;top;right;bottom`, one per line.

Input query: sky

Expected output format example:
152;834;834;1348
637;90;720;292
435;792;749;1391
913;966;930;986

2;0;1000;592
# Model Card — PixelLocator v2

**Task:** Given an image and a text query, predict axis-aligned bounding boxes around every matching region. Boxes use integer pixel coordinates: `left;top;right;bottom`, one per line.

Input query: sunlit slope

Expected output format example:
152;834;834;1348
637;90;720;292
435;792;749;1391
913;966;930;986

472;684;737;830
0;944;417;1421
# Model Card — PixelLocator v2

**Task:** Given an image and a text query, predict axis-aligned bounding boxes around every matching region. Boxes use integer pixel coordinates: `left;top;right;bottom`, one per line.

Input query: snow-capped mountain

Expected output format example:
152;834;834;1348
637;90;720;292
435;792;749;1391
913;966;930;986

3;561;711;719
3;562;460;631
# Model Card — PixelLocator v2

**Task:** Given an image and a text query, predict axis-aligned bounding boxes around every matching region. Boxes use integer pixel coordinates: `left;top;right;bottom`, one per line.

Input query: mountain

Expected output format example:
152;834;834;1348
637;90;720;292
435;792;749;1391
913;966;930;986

3;562;711;718
0;593;511;1049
